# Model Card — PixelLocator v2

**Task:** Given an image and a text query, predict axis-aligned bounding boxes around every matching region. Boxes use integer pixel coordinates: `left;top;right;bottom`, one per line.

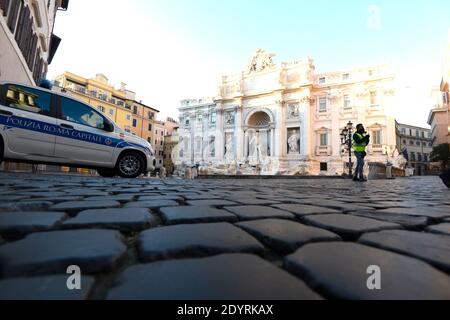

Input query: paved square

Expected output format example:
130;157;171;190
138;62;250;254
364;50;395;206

0;172;449;300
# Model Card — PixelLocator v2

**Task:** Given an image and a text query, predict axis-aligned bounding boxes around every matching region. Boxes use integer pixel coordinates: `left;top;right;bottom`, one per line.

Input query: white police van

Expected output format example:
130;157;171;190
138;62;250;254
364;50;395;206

0;82;156;178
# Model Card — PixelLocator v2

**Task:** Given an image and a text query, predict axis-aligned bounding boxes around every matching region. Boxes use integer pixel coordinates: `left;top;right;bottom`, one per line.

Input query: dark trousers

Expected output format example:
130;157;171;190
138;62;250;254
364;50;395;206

354;152;366;179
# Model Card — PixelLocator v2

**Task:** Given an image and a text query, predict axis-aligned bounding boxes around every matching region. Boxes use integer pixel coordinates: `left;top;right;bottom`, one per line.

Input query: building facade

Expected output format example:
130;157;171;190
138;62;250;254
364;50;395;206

163;128;179;175
0;0;67;172
153;121;165;169
428;32;450;146
175;49;398;176
0;0;68;85
396;122;433;175
54;72;159;140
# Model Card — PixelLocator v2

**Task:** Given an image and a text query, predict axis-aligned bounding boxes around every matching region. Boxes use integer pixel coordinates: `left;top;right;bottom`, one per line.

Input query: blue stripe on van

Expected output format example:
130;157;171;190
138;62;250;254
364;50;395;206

0;114;148;151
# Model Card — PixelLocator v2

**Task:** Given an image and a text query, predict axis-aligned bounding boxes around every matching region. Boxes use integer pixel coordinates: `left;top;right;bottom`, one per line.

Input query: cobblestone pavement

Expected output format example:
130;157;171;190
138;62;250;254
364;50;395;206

0;172;449;300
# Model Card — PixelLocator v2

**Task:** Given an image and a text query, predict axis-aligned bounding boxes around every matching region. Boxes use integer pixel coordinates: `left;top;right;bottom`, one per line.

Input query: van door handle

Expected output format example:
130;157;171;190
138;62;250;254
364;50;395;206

60;123;74;130
0;110;13;116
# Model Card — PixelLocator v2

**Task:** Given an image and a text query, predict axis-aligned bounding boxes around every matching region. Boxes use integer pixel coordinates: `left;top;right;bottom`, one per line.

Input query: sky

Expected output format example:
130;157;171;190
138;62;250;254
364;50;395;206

48;0;450;127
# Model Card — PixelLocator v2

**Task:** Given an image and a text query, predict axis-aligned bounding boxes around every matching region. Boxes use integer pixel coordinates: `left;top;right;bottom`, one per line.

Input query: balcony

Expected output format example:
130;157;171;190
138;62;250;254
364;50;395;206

315;146;332;156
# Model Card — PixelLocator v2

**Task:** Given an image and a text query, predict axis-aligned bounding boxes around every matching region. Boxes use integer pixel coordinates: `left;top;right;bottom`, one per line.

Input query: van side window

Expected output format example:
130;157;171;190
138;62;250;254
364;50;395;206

60;97;105;130
5;84;52;116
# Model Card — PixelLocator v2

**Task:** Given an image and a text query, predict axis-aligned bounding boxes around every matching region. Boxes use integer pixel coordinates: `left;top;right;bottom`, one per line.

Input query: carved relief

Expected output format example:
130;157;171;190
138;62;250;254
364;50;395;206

225;111;235;126
287;103;300;119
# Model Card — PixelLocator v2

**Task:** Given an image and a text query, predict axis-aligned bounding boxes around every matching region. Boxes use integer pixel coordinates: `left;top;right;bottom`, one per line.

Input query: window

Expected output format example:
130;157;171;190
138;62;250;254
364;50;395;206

410;140;414;145
98;106;105;113
198;114;203;122
160;141;163;146
342;73;349;80
185;118;190;126
410;152;416;161
148;124;152;131
109;109;114;116
90;90;97;98
155;130;158;135
416;130;420;138
1;0;10;17
161;131;164;136
409;129;413;136
126;114;131;121
210;112;216;124
147;137;151;143
368;70;374;76
5;84;52;116
429;143;432;147
319;77;326;84
401;128;406;135
418;154;422;162
132;119;137;127
372;130;382;145
320;163;328;171
416;141;421;146
319;98;327;113
7;0;21;34
344;95;351;109
155;140;158;146
443;92;449;104
133;106;138;115
370;91;378;106
402;140;407;144
424;154;428;162
320;133;328;146
421;131;425;138
60;97;106;129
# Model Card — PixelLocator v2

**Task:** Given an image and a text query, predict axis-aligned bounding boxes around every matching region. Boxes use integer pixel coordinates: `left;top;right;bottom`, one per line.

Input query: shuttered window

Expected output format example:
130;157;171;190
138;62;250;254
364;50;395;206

6;0;21;33
0;0;10;16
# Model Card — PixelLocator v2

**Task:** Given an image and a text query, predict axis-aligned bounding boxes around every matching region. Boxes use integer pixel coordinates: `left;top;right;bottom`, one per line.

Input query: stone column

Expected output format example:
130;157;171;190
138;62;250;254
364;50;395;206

270;126;275;158
300;97;311;158
236;104;244;160
244;129;249;160
276;100;287;158
216;103;225;161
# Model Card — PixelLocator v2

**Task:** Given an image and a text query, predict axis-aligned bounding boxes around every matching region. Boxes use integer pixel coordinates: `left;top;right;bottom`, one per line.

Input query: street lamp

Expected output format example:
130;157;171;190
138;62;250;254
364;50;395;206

340;121;354;178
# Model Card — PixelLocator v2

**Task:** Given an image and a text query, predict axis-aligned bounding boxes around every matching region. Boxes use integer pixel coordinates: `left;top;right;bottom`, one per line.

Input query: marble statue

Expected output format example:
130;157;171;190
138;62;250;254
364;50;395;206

288;130;299;153
249;132;262;160
392;154;407;169
225;135;234;159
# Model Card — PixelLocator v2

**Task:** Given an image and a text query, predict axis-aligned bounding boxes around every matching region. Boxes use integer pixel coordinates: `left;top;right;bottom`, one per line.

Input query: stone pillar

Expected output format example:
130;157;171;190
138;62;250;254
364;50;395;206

330;94;341;157
216;104;225;161
270;127;275;158
276;100;287;158
300;97;311;158
244;130;249;159
236;105;244;160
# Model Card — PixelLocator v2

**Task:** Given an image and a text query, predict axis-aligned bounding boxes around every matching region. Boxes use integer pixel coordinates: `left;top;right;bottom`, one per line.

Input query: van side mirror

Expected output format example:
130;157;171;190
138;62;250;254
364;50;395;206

104;121;114;132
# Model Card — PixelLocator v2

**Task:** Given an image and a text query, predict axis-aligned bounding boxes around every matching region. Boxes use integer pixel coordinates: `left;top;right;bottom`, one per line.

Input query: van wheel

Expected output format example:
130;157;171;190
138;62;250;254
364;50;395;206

97;168;116;178
116;151;145;178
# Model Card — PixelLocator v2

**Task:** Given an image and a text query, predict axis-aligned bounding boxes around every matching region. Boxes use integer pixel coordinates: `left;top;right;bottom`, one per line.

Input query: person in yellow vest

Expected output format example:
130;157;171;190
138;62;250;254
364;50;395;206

353;124;370;182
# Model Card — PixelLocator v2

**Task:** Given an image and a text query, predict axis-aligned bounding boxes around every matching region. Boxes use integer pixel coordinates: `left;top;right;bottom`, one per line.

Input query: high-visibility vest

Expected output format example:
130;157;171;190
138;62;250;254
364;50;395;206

353;133;367;152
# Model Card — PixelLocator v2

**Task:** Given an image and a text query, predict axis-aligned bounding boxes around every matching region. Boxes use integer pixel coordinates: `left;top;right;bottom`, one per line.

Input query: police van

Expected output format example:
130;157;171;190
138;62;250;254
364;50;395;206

0;82;156;178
